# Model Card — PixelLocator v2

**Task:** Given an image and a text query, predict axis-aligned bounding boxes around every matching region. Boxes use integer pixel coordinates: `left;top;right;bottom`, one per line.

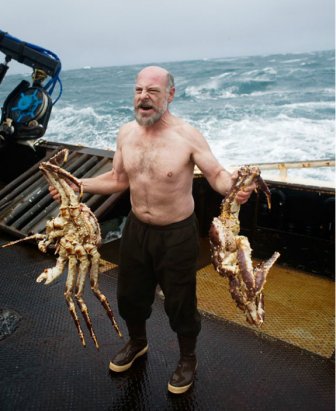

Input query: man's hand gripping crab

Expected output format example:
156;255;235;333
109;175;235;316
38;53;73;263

209;166;280;327
2;149;122;348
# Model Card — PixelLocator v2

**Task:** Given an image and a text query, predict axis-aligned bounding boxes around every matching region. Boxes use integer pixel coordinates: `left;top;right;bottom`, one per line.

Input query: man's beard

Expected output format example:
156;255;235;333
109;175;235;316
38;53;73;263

135;101;168;127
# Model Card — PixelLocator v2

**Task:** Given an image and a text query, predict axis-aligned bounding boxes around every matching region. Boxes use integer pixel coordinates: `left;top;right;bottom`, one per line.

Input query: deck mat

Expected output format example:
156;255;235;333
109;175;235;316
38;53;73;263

97;257;335;358
0;236;334;411
197;263;335;358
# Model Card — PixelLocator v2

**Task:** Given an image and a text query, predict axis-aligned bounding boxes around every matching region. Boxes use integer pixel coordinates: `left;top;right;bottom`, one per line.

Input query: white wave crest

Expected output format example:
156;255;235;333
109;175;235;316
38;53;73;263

194;115;335;182
46;105;126;150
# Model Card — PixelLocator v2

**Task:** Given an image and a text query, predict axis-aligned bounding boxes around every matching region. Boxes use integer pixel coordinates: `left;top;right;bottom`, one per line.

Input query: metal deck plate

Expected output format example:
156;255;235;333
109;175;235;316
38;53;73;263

197;263;335;358
0;234;334;410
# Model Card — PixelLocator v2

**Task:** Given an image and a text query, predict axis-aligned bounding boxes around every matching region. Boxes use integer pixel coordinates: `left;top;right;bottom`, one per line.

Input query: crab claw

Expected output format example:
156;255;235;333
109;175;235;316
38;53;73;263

49;148;69;166
36;250;67;284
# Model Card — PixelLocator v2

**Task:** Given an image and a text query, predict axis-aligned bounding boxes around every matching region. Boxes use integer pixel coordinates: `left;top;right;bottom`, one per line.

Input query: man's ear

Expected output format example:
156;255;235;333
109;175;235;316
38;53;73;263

168;87;175;103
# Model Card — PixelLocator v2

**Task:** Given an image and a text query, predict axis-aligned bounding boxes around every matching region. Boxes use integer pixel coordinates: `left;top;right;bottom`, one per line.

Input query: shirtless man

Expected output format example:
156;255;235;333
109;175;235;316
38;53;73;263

51;66;254;394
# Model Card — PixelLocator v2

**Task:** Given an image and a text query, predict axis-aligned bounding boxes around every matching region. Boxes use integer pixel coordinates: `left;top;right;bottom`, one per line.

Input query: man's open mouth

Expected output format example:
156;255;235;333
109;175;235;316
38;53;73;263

138;104;153;111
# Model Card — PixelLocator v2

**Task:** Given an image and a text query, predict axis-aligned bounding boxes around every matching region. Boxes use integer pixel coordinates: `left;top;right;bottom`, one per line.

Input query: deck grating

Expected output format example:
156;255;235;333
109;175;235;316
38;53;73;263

196;263;335;358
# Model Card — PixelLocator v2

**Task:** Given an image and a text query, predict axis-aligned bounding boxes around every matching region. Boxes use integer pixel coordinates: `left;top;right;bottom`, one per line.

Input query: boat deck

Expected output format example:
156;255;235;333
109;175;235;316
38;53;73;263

0;233;334;411
195;240;335;359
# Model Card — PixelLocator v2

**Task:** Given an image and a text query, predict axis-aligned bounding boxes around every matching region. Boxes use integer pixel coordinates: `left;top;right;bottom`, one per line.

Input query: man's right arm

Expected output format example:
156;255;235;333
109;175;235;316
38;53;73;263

49;162;129;201
81;167;129;195
81;134;129;194
49;129;129;200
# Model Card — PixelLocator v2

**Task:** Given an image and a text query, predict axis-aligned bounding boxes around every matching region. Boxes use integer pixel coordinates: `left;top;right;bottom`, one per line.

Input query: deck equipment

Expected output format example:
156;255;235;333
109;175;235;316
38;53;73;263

0;30;62;146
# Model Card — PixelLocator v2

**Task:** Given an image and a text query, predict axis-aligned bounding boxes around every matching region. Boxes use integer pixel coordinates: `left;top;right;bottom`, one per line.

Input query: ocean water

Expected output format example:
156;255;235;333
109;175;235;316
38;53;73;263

1;50;335;182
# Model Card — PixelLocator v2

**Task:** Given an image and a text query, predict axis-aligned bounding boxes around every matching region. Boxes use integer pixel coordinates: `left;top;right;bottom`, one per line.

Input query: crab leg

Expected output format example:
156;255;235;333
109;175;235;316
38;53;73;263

228;276;247;311
1;234;46;248
253;251;280;323
41;164;83;200
236;236;255;299
58;171;83;204
236;235;264;326
74;244;100;349
256;175;271;209
63;248;87;347
87;244;122;338
41;168;71;207
81;205;102;245
48;148;69;166
254;251;281;293
236;236;280;326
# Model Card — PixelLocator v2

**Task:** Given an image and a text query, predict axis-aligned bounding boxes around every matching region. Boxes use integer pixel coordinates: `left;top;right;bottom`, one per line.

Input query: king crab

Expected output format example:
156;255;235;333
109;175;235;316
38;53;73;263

2;149;122;348
209;165;280;326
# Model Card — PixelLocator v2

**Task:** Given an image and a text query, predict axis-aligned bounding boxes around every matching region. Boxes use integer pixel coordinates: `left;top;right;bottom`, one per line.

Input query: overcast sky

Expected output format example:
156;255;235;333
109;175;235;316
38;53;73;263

1;0;334;72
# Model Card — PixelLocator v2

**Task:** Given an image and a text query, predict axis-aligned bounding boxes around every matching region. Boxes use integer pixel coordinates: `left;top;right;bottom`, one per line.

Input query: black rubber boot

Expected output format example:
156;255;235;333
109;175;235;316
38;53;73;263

109;321;148;372
168;335;197;394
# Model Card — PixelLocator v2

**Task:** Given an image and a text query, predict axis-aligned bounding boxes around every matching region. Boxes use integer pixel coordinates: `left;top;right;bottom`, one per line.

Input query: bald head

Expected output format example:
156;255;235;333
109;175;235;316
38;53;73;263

136;66;175;91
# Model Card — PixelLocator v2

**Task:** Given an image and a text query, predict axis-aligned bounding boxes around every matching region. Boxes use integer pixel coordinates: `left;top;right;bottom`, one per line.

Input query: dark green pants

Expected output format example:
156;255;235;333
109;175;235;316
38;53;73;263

117;211;201;337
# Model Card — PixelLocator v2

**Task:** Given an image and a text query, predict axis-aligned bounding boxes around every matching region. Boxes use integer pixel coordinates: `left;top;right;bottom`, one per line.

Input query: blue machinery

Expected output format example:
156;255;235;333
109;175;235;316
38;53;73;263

0;30;62;145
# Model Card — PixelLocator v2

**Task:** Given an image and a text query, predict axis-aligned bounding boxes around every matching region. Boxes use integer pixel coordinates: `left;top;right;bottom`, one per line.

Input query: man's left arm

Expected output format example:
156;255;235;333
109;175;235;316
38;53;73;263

191;130;255;204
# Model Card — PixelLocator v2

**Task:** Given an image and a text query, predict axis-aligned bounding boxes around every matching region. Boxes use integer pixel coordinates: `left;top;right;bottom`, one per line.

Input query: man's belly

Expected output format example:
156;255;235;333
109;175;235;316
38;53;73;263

131;202;194;226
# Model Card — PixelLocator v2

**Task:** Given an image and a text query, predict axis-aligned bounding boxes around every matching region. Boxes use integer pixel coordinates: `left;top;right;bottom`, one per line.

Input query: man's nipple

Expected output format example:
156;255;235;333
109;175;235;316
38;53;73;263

167;171;173;178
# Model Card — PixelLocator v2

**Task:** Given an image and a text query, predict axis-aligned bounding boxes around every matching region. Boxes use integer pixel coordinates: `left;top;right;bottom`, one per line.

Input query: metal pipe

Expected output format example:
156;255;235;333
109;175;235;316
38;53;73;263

12;191;54;229
78;157;111;178
0;149;59;207
244;159;335;170
94;192;126;219
194;159;335;178
21;198;58;234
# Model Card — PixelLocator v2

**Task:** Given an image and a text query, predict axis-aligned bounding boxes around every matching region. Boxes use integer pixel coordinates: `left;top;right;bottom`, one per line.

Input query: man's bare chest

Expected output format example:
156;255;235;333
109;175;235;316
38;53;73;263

123;140;191;179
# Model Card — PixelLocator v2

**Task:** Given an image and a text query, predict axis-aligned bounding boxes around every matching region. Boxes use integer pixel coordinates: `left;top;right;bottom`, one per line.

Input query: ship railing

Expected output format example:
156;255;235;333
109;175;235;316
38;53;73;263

194;159;335;186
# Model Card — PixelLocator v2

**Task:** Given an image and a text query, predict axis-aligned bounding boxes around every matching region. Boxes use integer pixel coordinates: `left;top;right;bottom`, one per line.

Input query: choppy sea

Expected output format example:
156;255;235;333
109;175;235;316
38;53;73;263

1;50;335;182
